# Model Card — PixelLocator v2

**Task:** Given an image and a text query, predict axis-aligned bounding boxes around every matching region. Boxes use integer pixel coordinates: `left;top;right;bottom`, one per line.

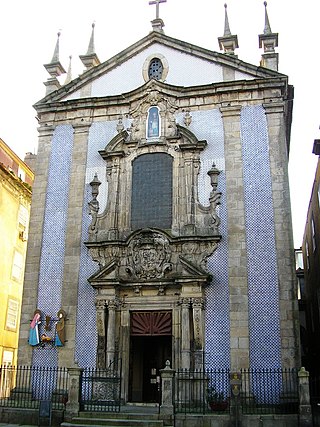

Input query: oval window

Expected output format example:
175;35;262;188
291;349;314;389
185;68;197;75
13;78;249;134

148;58;163;80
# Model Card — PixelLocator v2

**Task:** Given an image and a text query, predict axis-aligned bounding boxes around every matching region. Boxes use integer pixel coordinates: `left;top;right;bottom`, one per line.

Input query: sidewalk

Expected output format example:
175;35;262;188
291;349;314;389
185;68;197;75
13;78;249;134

0;424;36;427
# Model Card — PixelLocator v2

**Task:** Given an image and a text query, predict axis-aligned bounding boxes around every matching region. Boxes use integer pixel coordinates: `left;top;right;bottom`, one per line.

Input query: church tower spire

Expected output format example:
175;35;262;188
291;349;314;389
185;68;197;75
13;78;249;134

218;4;239;56
43;32;66;95
259;1;279;71
79;23;101;71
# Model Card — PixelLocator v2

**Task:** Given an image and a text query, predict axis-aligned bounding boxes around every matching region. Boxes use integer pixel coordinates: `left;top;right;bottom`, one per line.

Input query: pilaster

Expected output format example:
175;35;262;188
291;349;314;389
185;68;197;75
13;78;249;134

220;105;250;370
106;299;117;367
191;297;204;369
180;297;191;369
264;102;300;367
18;125;55;365
95;299;106;368
58;123;90;368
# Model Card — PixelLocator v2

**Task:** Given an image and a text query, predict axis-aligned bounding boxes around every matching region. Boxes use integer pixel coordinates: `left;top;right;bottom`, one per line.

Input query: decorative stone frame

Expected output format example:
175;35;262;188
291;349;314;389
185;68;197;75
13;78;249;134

85;86;223;390
142;53;169;82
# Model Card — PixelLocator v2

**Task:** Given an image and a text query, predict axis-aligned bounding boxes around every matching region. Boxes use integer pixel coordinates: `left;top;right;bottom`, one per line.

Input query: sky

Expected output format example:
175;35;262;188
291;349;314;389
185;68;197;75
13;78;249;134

0;0;319;248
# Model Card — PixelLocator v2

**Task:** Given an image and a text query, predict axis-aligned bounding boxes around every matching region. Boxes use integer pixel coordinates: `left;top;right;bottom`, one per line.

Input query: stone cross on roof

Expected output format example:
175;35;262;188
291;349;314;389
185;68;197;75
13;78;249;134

149;0;167;19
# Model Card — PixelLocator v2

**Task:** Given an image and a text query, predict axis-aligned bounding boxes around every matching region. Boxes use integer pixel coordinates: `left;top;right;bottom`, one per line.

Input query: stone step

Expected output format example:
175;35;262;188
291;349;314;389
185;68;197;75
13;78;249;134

62;420;165;427
76;412;160;420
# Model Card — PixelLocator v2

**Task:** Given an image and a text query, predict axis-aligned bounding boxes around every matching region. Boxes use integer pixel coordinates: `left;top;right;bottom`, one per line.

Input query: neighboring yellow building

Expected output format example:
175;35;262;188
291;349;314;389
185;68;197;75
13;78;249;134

0;138;34;369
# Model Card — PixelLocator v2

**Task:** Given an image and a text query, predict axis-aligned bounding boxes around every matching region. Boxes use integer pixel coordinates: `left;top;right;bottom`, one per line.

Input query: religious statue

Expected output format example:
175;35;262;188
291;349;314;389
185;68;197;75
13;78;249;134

54;309;66;346
28;309;41;346
88;173;101;237
147;106;160;138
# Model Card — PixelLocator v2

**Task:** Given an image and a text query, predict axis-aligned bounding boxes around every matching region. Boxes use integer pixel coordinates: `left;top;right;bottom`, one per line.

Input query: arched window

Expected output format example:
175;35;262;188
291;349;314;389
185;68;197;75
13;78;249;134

148;58;163;80
131;153;173;230
147;106;160;138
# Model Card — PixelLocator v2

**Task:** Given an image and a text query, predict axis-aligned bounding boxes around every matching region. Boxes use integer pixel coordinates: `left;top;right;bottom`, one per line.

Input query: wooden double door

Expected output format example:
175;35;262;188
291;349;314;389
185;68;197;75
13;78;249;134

128;311;172;403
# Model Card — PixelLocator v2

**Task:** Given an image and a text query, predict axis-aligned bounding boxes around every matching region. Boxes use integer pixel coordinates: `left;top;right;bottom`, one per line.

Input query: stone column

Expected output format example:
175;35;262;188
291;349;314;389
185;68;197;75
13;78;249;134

65;367;83;421
106;299;117;368
221;105;250;371
120;308;130;402
298;367;312;427
95;299;106;368
160;360;175;416
180;298;191;369
191;297;204;369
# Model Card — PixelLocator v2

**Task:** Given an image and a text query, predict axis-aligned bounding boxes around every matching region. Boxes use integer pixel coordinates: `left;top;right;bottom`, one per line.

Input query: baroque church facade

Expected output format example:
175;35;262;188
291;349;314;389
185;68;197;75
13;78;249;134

18;2;300;404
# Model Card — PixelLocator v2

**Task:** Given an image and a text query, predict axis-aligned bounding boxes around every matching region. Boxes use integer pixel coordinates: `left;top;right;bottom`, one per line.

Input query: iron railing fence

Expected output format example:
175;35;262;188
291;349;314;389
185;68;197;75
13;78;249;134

175;368;230;414
0;365;68;409
241;368;299;415
80;360;122;412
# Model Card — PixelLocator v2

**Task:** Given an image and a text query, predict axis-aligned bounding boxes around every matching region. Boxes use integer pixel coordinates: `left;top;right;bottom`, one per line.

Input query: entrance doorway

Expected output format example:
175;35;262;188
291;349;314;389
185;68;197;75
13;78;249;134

128;311;172;403
129;335;172;403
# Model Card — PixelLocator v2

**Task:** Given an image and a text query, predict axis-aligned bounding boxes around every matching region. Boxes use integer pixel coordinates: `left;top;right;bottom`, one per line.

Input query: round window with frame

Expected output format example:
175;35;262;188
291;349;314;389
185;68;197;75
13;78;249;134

148;58;163;80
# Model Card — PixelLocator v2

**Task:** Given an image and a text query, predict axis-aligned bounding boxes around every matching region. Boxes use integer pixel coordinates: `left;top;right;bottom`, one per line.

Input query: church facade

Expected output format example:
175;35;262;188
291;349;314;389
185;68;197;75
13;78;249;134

18;4;300;405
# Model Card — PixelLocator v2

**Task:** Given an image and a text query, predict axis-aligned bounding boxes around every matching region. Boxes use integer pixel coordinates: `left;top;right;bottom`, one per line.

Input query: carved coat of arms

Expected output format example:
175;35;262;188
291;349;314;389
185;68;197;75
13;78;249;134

127;231;172;280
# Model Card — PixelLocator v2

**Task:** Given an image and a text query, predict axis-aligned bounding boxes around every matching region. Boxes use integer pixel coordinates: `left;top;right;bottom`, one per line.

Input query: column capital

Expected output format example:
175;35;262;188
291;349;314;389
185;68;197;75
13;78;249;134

220;104;242;117
72;122;92;134
95;298;106;309
262;101;285;114
191;297;205;308
37;124;56;137
179;297;191;308
107;298;120;310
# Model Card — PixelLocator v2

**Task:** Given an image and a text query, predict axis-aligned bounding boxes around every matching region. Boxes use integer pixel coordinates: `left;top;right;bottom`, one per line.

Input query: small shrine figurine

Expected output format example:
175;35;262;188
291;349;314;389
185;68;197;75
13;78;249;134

28;309;41;346
54;309;66;346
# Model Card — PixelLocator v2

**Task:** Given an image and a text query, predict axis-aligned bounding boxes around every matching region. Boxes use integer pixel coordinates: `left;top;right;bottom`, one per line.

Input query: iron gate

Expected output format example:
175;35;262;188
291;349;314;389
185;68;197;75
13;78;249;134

80;360;122;412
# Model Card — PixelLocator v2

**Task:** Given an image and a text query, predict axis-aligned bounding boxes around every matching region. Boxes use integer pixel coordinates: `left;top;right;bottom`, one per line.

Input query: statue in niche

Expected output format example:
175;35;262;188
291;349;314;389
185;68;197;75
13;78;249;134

54;309;66;346
88;173;101;237
147;106;160;138
28;309;41;346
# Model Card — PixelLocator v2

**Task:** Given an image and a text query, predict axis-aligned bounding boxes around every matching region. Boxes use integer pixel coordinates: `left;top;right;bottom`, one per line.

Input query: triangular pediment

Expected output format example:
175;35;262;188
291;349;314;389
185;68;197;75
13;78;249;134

179;256;210;279
35;31;285;108
88;260;119;285
86;229;217;288
87;255;210;288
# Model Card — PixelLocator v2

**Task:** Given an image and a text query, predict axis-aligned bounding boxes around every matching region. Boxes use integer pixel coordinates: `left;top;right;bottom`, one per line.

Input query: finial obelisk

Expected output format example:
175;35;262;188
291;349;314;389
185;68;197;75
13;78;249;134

259;1;279;71
218;3;239;56
79;22;101;71
43;31;66;95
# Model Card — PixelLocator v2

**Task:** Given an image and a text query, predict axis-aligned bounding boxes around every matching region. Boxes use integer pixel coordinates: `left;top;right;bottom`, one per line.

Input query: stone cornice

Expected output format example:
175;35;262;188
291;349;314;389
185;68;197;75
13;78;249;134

34;77;289;117
0;163;32;200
